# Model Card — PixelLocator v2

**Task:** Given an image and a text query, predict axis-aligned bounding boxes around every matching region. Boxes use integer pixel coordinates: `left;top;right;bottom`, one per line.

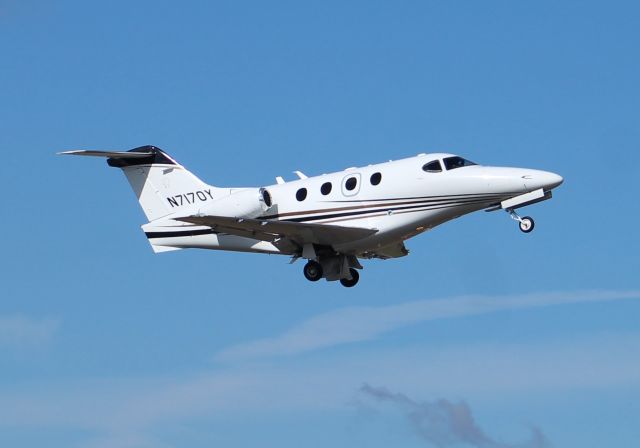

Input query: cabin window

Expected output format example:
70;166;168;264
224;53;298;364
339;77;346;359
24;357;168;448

341;173;361;196
443;156;476;170
422;160;442;173
296;188;307;201
321;182;332;195
370;172;382;185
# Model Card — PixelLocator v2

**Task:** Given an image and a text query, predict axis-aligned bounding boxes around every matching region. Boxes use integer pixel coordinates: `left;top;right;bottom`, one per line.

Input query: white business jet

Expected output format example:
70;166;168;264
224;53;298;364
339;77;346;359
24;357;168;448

60;146;563;287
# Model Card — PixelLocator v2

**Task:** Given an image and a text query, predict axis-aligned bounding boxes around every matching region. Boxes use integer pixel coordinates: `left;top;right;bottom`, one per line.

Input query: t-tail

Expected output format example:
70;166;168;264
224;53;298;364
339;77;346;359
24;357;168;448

59;145;222;251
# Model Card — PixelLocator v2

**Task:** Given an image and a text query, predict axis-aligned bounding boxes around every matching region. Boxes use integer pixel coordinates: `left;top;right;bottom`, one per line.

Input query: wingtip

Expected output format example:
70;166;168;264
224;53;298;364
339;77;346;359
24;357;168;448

57;150;103;156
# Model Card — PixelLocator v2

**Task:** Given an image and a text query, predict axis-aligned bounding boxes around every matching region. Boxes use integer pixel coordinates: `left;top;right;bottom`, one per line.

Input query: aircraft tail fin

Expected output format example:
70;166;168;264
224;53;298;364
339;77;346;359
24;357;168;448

59;145;221;222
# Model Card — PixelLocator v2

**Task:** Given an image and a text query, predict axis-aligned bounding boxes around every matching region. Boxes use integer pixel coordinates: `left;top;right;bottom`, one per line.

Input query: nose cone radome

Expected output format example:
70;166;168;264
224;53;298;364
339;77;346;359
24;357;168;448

546;172;564;189
523;170;564;191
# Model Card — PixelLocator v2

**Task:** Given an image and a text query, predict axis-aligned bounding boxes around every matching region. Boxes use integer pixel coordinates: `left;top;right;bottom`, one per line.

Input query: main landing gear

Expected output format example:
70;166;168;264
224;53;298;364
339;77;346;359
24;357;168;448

303;260;323;282
339;268;359;288
507;209;535;233
302;257;361;287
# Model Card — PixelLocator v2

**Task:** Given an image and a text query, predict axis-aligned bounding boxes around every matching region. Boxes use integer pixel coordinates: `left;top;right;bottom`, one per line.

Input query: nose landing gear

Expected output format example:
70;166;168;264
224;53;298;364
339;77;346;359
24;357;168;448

518;216;535;233
507;209;535;233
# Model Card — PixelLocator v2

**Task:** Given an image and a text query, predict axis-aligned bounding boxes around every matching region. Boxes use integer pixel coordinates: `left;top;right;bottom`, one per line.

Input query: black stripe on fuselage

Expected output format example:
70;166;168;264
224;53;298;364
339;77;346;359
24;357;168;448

263;194;505;222
260;193;508;220
326;191;520;203
282;197;497;223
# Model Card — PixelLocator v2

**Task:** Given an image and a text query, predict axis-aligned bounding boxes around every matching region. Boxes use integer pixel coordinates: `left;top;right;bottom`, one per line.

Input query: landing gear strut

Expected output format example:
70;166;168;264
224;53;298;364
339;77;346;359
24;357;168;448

339;268;360;288
507;209;535;233
303;260;323;282
301;256;362;287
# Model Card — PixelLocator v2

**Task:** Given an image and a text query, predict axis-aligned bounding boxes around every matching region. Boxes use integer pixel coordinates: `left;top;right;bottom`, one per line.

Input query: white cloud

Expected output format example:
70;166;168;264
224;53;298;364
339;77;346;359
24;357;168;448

1;291;639;448
0;314;60;348
1;331;639;437
216;290;640;361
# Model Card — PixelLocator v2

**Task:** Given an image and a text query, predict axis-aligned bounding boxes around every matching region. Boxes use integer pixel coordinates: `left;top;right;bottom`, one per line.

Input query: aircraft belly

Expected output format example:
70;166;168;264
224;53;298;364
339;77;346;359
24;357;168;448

335;201;490;254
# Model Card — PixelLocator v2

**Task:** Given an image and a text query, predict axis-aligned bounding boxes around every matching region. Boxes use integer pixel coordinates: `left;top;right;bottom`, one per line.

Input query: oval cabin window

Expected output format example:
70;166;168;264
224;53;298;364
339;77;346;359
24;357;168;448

345;177;358;191
370;172;382;185
296;188;307;201
321;182;332;195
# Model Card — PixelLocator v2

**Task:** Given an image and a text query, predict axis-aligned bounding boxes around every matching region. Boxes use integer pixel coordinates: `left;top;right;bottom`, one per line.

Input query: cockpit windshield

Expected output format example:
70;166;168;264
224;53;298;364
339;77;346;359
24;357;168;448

443;156;477;170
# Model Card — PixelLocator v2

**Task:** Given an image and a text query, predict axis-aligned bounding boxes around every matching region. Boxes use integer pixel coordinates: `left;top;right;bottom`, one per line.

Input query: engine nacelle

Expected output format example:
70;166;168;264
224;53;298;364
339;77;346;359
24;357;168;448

202;187;273;218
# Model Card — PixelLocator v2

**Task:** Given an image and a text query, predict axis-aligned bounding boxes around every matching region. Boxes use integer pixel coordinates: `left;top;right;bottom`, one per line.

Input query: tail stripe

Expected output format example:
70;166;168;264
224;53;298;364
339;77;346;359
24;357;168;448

106;146;178;168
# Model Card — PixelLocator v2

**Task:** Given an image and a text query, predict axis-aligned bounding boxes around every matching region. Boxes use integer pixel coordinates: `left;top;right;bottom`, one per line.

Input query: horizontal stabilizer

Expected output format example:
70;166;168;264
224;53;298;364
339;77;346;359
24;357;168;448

175;214;377;247
59;145;209;221
58;150;152;158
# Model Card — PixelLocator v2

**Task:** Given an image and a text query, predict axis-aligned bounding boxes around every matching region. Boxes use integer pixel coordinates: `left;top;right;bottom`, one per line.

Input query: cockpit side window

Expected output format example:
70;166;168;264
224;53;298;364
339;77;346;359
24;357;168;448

443;156;477;170
422;160;442;173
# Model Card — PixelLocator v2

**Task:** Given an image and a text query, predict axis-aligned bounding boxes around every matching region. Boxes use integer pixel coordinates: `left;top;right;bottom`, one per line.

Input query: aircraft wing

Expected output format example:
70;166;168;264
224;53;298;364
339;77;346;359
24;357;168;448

174;214;378;247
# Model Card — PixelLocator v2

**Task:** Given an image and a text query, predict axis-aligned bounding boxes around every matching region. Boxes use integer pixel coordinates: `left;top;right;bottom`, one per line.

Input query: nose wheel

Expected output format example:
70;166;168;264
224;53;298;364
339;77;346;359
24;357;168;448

507;209;535;233
518;216;534;233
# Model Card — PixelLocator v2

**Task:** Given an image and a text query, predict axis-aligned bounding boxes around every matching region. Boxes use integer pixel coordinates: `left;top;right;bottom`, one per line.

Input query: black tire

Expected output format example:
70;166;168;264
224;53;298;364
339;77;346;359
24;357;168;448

339;268;360;288
303;260;323;282
519;216;535;233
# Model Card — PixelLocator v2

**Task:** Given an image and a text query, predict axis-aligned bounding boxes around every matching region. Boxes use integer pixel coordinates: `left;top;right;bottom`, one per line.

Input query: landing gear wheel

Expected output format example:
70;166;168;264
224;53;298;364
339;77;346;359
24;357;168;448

519;216;535;233
339;268;360;288
303;260;323;282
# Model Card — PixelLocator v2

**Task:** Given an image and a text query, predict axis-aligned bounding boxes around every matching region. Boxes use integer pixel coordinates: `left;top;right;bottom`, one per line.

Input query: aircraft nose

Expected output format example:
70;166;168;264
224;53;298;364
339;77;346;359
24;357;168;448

542;171;564;189
522;170;564;191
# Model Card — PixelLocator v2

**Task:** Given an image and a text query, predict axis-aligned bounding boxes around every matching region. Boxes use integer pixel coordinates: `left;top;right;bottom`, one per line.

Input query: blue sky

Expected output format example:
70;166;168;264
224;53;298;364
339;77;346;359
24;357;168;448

1;1;639;447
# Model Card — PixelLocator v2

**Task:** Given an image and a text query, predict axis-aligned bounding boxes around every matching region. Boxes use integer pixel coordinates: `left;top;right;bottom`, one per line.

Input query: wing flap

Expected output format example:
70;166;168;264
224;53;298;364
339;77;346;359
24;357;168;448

175;215;377;247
